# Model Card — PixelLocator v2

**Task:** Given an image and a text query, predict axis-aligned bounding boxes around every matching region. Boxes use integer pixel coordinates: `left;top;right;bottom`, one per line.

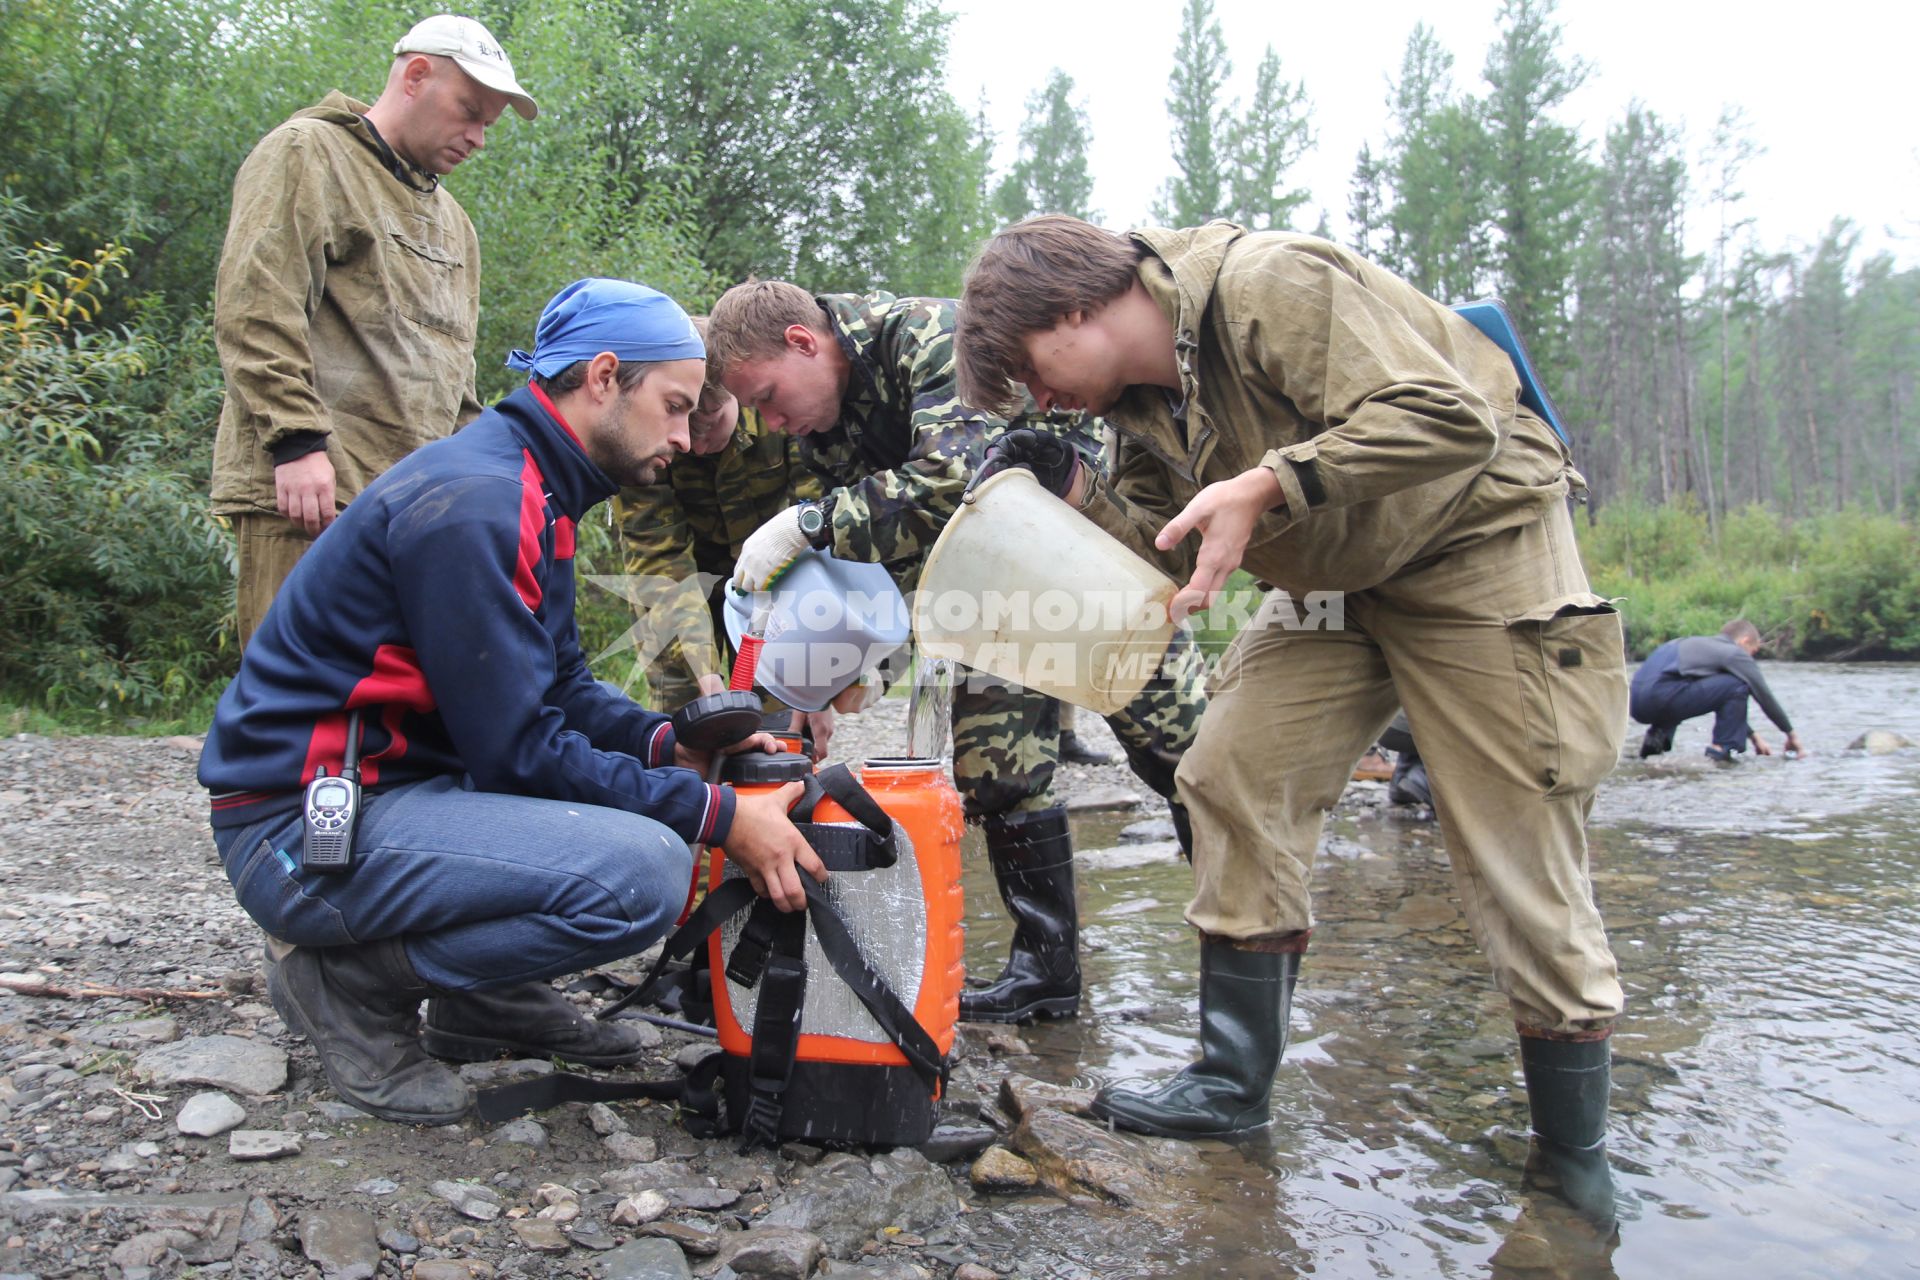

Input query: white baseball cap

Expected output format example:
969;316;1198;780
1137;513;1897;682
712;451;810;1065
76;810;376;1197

393;15;538;120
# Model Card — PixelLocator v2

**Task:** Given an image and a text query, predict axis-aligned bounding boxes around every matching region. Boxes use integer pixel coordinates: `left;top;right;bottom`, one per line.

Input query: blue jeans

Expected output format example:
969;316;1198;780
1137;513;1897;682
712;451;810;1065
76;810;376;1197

1629;649;1752;753
212;775;691;991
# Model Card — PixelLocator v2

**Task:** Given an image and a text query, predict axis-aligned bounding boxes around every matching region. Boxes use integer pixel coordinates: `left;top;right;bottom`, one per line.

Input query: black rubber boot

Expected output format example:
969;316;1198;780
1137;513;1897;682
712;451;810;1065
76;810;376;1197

960;807;1080;1023
1059;729;1118;767
1169;800;1195;863
1091;935;1298;1138
423;981;648;1066
1519;1033;1618;1229
1387;756;1431;807
268;939;471;1125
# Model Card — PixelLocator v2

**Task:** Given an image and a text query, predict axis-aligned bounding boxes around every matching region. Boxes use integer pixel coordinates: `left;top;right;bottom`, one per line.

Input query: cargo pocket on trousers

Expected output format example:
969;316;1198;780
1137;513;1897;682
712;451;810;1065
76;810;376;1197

1505;593;1627;797
232;836;357;947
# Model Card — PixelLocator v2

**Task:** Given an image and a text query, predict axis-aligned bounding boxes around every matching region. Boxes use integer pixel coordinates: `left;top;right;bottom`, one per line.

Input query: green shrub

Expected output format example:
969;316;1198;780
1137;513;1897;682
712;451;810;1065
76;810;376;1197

1799;512;1920;657
0;204;234;717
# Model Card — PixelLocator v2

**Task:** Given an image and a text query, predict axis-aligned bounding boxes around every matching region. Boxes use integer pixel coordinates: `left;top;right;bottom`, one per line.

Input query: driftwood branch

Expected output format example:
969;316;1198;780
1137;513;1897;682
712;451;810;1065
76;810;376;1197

0;976;225;1002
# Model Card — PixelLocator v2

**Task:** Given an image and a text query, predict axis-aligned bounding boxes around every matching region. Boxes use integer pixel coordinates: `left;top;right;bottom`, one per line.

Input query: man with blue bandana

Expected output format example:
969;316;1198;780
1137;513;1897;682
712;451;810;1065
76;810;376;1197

199;279;826;1125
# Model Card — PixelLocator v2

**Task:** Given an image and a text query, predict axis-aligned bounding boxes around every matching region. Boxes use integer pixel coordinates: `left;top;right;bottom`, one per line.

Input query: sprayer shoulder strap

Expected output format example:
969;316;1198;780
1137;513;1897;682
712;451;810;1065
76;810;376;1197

789;763;897;871
471;1053;723;1126
797;879;944;1090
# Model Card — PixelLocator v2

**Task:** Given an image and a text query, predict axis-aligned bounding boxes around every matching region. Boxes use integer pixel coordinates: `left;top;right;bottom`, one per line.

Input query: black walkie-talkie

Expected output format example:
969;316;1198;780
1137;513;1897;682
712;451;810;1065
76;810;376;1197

303;709;363;873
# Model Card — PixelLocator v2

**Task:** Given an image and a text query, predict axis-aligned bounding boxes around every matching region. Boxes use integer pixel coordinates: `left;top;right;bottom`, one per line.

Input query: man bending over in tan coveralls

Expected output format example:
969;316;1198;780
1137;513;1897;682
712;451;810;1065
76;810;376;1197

956;215;1627;1228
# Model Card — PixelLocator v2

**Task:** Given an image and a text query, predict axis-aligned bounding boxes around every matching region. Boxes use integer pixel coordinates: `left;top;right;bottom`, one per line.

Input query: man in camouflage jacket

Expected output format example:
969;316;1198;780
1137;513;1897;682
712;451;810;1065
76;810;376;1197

706;281;1206;1024
614;403;823;713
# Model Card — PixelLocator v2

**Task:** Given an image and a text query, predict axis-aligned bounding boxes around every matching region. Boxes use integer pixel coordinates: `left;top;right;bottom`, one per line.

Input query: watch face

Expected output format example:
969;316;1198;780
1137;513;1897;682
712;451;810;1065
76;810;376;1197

799;505;823;534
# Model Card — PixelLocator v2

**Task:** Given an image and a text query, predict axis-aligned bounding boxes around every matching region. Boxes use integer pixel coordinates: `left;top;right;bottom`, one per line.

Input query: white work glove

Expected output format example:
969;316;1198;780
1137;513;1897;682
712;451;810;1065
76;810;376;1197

734;505;811;592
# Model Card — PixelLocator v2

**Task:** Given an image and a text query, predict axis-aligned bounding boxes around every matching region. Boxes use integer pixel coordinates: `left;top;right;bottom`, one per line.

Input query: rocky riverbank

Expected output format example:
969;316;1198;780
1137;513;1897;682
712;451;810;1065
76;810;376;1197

0;703;1396;1280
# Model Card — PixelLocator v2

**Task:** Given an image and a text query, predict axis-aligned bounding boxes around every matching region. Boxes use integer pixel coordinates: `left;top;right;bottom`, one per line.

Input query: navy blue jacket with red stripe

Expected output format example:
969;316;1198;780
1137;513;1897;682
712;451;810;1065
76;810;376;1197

199;384;734;846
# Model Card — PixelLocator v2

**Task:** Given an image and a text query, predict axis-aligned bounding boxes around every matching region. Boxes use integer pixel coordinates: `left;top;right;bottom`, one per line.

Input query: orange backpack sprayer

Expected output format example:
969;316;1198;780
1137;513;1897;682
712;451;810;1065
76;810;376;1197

575;596;964;1149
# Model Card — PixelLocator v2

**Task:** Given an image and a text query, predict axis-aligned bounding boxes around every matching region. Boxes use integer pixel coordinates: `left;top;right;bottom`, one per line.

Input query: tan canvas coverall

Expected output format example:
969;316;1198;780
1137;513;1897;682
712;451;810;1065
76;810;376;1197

1077;224;1626;1035
210;92;483;643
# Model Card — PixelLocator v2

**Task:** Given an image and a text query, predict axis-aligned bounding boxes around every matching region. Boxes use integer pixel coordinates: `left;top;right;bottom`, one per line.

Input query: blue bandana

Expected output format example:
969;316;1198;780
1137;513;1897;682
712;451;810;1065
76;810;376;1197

505;278;704;377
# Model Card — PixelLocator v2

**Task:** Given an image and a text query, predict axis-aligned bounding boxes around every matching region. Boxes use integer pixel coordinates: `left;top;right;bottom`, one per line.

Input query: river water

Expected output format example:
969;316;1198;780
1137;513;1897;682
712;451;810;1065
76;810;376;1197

957;663;1920;1278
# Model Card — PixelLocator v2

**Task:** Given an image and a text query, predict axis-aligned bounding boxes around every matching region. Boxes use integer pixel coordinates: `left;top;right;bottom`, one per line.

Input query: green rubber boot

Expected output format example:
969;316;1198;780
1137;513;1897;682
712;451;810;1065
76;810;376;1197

1091;934;1298;1138
1518;1032;1618;1229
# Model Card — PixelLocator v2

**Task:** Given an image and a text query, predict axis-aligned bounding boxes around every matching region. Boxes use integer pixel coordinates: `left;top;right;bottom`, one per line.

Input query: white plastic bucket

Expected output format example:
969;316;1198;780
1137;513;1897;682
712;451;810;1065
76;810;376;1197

912;468;1179;716
722;552;910;712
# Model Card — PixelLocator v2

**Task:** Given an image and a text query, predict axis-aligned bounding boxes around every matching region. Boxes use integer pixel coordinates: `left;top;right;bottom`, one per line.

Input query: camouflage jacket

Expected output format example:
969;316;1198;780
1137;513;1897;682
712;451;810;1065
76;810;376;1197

808;293;1094;573
614;409;822;706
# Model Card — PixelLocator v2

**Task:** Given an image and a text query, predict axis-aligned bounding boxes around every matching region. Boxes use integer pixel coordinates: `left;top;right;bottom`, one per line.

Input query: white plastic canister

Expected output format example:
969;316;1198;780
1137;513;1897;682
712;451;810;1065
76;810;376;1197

722;552;910;712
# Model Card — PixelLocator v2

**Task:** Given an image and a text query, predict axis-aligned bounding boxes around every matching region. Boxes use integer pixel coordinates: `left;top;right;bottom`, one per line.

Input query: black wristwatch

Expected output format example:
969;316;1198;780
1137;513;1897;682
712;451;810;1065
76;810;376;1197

796;500;831;550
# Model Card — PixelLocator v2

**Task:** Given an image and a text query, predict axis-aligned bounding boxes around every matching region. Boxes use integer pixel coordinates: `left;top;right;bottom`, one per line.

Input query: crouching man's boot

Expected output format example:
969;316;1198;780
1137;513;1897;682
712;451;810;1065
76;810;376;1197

423;981;648;1066
1518;1031;1618;1230
268;939;471;1125
1091;933;1300;1138
960;807;1080;1023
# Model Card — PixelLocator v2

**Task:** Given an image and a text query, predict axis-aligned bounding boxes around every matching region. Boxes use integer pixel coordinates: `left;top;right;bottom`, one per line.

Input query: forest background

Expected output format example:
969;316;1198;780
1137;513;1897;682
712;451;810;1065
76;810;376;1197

3;0;1916;728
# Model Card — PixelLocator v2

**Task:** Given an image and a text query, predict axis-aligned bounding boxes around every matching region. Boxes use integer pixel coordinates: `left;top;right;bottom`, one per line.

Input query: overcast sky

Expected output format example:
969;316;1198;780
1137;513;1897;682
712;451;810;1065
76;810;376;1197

945;0;1919;269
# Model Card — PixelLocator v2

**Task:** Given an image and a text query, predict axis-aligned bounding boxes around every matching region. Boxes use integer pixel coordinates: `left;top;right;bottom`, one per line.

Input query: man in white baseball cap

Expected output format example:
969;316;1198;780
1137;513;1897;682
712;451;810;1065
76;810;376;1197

393;14;538;121
212;14;538;647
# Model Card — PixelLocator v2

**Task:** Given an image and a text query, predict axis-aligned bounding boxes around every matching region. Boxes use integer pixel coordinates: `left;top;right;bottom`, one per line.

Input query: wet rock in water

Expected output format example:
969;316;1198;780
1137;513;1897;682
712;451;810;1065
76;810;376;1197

599;1237;694;1280
136;1034;288;1095
298;1206;379;1280
177;1091;248;1137
509;1217;571;1253
837;1262;935;1280
918;1122;996;1164
999;1073;1097;1121
968;1145;1038;1191
761;1149;963;1254
609;1189;669;1225
1008;1108;1158;1206
485;1118;548;1149
1848;729;1914;754
715;1226;824;1279
1118;816;1177;843
1065;786;1142;813
431;1180;503;1222
1388;894;1460;931
604;1132;658;1163
229;1129;302;1161
411;1260;496;1280
982;1029;1030;1057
